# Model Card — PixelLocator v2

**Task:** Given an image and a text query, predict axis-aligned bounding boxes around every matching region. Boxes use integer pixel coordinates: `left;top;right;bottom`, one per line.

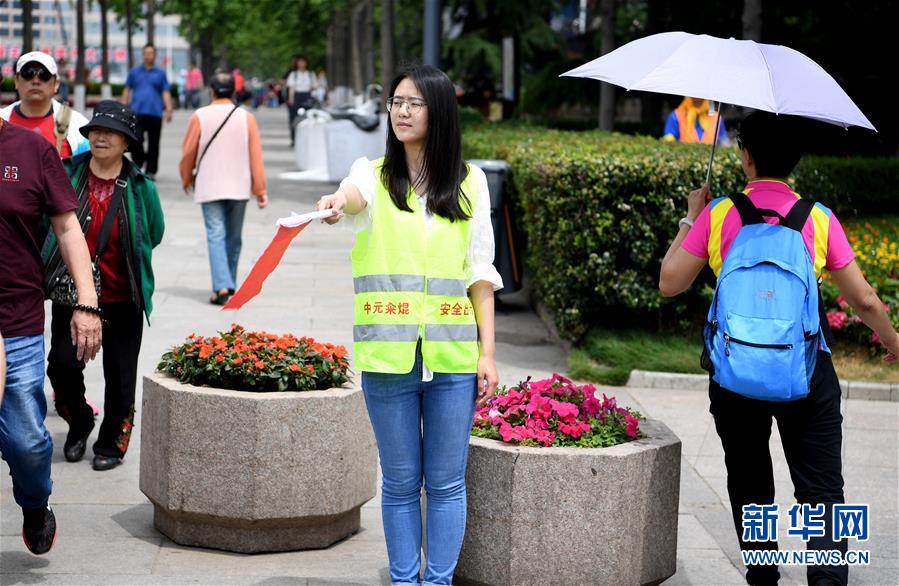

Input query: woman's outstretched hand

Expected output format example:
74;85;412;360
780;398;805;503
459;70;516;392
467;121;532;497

317;191;347;224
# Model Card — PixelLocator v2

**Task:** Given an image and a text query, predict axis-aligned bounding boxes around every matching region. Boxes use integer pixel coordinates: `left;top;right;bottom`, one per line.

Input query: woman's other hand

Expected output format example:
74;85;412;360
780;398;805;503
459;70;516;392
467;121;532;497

476;355;499;407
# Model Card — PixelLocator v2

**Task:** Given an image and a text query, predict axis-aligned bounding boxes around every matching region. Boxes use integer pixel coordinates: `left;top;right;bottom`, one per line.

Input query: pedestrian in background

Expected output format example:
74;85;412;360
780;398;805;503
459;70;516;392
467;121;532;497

0;51;90;158
662;96;729;144
286;55;314;146
184;62;204;110
179;72;268;306
312;69;328;105
317;64;502;585
122;44;173;180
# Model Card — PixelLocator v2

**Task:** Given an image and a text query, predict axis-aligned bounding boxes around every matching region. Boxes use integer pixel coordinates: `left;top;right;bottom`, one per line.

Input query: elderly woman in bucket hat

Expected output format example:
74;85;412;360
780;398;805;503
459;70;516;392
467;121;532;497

43;100;165;471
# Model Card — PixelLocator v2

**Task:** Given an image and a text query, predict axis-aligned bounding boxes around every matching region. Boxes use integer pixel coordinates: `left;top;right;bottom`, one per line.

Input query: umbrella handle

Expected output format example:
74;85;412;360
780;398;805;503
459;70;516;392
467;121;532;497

705;102;723;187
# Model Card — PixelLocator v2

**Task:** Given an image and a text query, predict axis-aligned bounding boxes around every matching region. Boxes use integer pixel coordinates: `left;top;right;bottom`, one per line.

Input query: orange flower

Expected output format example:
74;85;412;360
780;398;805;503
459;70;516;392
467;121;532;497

255;360;265;370
198;345;213;359
233;357;243;365
289;364;301;372
215;354;224;363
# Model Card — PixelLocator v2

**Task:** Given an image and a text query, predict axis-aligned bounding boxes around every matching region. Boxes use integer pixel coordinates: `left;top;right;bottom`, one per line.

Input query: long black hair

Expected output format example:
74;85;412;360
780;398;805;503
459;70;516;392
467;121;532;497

381;64;470;221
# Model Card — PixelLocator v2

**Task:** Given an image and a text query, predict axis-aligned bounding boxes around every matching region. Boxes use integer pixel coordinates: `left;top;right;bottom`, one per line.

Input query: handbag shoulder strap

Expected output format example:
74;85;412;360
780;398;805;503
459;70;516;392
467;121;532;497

94;163;130;261
193;105;240;180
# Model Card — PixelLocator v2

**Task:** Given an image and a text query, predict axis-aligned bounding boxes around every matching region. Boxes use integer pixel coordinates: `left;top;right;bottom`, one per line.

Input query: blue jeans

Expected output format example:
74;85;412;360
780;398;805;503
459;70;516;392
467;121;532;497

361;349;477;586
0;335;53;509
201;200;247;292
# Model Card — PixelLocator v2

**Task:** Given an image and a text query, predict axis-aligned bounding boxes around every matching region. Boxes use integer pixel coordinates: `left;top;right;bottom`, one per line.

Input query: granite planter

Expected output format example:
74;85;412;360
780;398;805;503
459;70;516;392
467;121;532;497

456;418;681;586
139;372;377;553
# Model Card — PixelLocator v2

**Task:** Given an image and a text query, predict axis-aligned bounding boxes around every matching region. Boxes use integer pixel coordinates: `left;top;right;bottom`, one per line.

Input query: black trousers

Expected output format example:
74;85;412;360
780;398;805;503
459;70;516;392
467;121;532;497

133;114;162;175
47;302;143;458
709;351;848;586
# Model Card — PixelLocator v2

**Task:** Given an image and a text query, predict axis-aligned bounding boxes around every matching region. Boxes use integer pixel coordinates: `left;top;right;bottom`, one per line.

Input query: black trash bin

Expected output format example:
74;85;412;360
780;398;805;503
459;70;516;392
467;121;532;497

468;159;522;293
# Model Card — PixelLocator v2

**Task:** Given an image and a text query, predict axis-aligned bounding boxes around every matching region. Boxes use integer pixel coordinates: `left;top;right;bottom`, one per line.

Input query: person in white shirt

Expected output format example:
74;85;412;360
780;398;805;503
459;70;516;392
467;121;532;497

286;55;315;145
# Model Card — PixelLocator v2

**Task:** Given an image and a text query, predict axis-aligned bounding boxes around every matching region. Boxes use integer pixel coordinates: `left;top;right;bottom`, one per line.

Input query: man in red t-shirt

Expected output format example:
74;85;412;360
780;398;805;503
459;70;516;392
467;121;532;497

0;117;102;556
0;52;90;159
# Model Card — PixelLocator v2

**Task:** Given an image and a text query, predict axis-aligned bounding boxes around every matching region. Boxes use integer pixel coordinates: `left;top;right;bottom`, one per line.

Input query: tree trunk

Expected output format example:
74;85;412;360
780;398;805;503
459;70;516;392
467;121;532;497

199;33;214;86
126;0;134;70
598;0;616;131
362;0;375;90
380;0;395;92
146;0;156;46
640;0;664;131
328;8;352;105
75;0;86;112
22;0;33;53
101;0;111;98
350;1;365;94
742;0;763;41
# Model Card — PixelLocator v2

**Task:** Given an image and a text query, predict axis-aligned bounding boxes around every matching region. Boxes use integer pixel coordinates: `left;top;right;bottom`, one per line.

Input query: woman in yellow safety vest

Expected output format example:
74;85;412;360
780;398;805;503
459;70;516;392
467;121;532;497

317;64;503;585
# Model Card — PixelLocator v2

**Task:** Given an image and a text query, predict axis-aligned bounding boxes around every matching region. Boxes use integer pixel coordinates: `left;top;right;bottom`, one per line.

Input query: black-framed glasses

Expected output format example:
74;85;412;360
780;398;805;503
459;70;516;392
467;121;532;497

19;67;54;82
736;135;744;150
386;97;426;114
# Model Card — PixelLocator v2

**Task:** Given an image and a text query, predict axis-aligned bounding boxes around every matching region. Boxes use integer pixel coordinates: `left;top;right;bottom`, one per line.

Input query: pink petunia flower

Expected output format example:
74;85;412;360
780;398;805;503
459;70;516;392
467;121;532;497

826;310;848;331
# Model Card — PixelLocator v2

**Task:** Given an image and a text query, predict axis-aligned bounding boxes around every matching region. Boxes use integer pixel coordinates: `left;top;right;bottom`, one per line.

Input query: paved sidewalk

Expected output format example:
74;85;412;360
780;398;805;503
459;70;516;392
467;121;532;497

2;108;896;585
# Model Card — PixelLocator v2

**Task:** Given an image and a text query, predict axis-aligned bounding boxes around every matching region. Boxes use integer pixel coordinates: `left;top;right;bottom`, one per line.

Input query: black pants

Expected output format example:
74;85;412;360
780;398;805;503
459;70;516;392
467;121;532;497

133;114;162;175
709;351;848;585
47;302;143;458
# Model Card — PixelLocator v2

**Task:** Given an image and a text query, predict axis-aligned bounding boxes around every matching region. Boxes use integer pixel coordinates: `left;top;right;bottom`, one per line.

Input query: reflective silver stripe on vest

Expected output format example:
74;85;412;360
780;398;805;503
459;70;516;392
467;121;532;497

354;324;420;342
424;324;478;342
354;274;425;294
426;278;467;297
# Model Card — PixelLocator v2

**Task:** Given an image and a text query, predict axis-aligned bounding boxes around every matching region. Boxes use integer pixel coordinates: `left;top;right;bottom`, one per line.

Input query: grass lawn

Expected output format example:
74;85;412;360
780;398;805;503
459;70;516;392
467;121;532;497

571;328;899;386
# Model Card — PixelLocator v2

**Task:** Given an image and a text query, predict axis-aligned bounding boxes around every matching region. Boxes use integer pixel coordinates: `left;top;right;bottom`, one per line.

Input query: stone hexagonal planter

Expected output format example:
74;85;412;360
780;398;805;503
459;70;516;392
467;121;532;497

139;372;377;553
456;418;681;586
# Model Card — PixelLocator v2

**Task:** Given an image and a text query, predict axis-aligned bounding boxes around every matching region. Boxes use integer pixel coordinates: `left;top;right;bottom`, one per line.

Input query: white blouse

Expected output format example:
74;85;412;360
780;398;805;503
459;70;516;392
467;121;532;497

340;157;504;292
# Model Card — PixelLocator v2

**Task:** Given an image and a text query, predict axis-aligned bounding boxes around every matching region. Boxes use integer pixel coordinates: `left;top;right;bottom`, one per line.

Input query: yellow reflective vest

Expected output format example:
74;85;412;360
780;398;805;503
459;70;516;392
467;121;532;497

351;158;479;374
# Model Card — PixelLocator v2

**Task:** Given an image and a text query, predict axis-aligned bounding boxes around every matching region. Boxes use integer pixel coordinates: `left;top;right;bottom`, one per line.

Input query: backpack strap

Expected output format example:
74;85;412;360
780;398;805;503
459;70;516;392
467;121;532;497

729;192;788;226
783;197;816;232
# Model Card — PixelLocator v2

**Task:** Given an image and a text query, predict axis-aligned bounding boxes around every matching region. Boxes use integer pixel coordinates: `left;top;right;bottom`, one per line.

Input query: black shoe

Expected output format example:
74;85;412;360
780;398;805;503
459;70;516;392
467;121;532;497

22;506;57;555
64;437;88;462
92;454;123;471
63;420;94;463
210;289;231;306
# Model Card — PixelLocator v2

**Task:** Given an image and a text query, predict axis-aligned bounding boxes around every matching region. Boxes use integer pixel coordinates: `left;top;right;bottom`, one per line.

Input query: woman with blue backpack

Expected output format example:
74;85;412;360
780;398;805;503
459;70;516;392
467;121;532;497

659;111;898;586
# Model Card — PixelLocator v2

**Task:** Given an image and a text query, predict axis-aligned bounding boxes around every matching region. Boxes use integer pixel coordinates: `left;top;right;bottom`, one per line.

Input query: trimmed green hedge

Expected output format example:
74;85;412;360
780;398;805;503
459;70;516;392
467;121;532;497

464;123;899;340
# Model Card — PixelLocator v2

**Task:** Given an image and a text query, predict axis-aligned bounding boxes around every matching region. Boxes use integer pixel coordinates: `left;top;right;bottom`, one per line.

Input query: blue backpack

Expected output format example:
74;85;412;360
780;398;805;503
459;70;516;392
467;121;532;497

703;194;821;402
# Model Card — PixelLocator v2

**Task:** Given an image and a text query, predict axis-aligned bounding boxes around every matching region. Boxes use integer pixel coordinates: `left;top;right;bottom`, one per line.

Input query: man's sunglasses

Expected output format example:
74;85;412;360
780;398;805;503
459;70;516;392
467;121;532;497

19;67;54;82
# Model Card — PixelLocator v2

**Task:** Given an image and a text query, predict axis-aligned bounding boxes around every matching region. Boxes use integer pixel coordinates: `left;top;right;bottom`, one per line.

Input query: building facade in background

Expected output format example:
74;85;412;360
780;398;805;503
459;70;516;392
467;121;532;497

0;0;189;85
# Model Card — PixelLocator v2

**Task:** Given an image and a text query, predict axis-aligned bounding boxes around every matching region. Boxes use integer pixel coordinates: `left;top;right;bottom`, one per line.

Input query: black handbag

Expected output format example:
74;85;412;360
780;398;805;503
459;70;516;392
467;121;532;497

47;165;128;306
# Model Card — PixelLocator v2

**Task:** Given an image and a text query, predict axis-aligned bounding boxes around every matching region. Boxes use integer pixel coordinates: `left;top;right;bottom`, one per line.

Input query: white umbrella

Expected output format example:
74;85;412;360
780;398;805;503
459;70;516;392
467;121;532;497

562;32;875;180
